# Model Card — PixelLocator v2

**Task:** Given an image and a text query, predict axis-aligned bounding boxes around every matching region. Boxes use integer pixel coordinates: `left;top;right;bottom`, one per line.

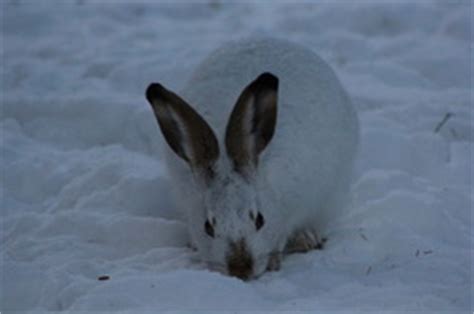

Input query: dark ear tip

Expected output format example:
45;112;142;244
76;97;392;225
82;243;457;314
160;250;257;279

256;72;279;90
145;83;166;104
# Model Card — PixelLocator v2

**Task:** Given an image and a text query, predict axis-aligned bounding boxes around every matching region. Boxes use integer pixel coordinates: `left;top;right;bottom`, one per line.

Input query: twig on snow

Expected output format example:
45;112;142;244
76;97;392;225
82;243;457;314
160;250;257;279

366;266;372;276
434;112;453;133
359;228;368;241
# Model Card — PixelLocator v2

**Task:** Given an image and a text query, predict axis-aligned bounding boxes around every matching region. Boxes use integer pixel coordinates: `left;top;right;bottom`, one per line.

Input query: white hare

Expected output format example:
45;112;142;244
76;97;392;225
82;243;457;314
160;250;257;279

146;37;359;280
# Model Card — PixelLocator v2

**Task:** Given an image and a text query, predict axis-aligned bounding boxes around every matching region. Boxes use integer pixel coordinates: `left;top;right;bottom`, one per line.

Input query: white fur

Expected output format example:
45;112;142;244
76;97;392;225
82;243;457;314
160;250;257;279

162;37;359;278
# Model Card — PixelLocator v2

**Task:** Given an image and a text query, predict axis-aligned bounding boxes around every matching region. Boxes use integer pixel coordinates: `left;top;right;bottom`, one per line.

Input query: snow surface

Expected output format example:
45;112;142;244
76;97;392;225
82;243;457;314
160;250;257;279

1;1;472;313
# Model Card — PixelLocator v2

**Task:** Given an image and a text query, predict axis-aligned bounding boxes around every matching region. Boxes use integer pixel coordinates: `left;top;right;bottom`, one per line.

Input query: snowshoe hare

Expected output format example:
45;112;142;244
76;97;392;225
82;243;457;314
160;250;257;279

146;38;359;280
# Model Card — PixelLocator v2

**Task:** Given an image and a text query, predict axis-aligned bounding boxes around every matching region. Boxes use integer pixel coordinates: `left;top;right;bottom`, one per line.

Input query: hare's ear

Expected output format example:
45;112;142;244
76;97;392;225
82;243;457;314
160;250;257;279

146;83;219;173
225;72;278;174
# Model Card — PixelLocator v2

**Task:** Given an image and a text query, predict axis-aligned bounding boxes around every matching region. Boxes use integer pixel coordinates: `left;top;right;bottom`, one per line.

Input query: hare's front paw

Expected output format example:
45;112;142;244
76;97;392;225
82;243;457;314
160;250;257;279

266;251;282;271
187;241;198;252
284;229;327;254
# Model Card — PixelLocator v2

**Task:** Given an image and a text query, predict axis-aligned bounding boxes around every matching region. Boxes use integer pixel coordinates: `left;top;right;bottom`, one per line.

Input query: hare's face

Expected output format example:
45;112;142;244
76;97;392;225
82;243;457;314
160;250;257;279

146;73;279;280
196;162;283;279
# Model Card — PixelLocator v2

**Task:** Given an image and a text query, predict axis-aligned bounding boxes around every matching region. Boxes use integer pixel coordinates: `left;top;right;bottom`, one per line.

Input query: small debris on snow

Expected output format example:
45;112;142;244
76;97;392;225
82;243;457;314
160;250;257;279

366;266;372;276
434;112;453;133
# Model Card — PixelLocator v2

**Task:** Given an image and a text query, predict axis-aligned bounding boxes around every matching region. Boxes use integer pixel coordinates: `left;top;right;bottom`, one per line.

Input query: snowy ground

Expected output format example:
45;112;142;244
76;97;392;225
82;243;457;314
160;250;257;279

1;1;472;313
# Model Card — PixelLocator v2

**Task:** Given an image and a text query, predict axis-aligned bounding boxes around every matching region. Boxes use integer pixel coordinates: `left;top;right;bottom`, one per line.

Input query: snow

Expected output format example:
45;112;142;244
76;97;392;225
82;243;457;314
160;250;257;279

1;1;472;313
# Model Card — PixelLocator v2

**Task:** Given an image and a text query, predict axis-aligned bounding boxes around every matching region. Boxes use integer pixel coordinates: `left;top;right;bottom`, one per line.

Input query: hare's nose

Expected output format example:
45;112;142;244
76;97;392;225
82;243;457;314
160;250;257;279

226;238;254;280
227;259;253;280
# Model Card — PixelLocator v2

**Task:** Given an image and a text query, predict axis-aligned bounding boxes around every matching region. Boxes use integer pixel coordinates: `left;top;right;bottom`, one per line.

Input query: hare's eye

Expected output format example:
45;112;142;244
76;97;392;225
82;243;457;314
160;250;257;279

255;212;265;231
204;219;215;238
249;211;265;231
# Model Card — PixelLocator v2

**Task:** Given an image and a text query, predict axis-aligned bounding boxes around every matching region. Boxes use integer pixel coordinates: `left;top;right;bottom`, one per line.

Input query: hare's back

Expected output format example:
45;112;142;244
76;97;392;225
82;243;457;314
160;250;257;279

182;38;351;132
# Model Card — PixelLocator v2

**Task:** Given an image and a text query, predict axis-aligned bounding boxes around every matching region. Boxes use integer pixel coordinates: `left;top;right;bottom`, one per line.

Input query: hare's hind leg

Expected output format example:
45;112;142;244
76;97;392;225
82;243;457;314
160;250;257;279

284;229;327;254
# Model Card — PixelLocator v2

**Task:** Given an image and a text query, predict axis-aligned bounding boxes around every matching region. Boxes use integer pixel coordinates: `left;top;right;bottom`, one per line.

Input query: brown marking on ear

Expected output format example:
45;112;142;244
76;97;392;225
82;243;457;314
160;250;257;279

225;72;278;175
146;83;219;176
226;238;254;280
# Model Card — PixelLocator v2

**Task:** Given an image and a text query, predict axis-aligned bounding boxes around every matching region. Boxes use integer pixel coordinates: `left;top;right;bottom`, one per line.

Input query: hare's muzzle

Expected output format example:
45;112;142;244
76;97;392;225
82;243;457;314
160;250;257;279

226;238;254;280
